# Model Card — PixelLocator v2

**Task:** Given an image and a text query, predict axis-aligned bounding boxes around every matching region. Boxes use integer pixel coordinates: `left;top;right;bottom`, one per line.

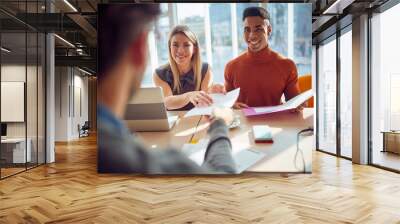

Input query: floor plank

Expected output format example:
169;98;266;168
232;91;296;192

0;134;400;223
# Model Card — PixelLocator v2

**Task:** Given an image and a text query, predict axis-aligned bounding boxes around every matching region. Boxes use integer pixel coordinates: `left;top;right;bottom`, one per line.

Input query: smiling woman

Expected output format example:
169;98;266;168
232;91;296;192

153;25;217;111
168;26;203;94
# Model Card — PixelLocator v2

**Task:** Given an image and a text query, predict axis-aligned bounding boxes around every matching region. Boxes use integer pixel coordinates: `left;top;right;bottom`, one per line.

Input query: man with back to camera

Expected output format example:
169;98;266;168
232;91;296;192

224;6;301;109
97;4;236;174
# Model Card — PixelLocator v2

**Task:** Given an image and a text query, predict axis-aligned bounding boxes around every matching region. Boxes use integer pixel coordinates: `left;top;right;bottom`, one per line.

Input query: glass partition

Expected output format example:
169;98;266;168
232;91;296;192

27;30;38;169
0;1;46;179
1;31;28;177
371;3;400;171
339;29;352;158
317;36;337;155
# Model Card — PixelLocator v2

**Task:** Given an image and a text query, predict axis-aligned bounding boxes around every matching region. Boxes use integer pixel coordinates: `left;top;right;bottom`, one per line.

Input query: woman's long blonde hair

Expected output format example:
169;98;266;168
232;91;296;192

168;25;202;93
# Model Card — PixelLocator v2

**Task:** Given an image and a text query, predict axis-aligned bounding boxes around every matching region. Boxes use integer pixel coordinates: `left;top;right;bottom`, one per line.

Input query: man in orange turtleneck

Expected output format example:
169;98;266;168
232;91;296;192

224;6;300;108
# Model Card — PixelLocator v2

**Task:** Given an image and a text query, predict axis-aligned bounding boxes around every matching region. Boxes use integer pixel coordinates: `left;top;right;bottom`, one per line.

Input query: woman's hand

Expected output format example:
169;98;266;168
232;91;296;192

211;107;234;126
208;84;226;94
232;102;249;109
186;91;213;107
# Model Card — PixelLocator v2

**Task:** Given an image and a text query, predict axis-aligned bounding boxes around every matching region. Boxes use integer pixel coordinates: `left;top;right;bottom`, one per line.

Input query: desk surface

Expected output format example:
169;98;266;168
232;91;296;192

136;111;200;149
135;108;314;173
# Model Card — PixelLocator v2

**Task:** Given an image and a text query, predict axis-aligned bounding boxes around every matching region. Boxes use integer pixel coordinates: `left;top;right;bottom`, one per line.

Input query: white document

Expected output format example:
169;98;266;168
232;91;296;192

181;140;208;166
181;139;265;174
184;88;240;118
253;89;313;114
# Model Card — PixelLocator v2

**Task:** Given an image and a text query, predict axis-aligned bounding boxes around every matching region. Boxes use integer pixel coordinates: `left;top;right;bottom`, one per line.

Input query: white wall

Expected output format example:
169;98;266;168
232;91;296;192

1;65;39;137
1;65;26;81
55;67;89;141
73;74;89;136
55;66;69;141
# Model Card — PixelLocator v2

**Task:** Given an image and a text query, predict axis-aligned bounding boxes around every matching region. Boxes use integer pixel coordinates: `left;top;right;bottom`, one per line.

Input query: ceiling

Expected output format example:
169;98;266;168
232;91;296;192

0;0;392;74
0;0;100;73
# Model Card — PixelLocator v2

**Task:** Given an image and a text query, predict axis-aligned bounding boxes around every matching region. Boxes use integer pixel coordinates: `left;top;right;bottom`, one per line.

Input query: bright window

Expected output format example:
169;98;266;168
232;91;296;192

209;3;233;83
339;29;352;158
142;3;312;87
177;3;208;62
318;37;337;155
371;3;400;170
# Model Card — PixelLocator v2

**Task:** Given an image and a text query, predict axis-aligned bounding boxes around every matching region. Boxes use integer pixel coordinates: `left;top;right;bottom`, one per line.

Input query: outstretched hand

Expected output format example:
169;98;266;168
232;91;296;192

232;102;249;109
186;91;213;107
208;107;234;126
208;84;226;94
290;104;304;113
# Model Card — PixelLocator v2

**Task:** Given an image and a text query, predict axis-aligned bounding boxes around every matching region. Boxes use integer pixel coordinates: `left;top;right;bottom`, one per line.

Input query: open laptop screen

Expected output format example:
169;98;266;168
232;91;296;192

124;87;176;131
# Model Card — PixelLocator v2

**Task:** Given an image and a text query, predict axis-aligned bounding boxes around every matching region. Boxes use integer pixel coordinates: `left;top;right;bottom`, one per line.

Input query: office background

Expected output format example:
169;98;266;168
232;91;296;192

1;4;47;177
0;1;97;179
314;1;400;171
0;0;399;176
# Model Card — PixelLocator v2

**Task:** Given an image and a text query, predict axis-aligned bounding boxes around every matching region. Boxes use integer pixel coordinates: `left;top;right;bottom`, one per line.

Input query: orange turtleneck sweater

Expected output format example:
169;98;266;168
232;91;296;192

224;47;300;107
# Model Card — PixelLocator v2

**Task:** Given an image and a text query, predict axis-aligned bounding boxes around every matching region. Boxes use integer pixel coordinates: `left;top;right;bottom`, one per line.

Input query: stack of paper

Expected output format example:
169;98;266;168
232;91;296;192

181;139;265;174
243;89;313;116
184;88;240;118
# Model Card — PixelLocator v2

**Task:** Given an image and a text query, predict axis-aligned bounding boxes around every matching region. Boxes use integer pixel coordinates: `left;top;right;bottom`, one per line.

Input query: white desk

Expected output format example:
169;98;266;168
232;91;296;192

135;111;200;149
1;138;31;163
192;109;314;173
136;109;314;173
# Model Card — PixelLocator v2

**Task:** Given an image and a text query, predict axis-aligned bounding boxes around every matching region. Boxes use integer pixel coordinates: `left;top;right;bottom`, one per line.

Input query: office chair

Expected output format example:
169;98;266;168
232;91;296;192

79;121;90;138
298;74;314;108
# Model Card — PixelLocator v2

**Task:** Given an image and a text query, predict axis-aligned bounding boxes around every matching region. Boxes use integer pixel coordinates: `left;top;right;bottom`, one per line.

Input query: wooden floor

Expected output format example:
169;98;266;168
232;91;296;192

1;163;44;178
1;135;400;223
1;167;26;178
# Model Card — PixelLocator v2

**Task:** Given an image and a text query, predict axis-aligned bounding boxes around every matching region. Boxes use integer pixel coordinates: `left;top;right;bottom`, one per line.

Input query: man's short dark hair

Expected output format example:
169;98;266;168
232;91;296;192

242;6;270;22
98;4;160;80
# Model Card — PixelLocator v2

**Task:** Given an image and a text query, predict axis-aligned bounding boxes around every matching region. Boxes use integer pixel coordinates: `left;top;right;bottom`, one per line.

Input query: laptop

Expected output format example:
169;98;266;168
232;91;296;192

124;87;178;132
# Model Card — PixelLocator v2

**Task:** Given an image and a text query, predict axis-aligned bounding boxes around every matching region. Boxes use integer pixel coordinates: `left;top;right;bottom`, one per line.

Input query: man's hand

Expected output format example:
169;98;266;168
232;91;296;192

290;105;304;113
208;84;226;94
186;91;213;107
232;102;249;109
210;107;234;126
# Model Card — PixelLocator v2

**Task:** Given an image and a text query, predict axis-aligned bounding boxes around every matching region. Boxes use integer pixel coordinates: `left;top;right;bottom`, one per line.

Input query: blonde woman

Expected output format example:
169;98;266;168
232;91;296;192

153;25;224;110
